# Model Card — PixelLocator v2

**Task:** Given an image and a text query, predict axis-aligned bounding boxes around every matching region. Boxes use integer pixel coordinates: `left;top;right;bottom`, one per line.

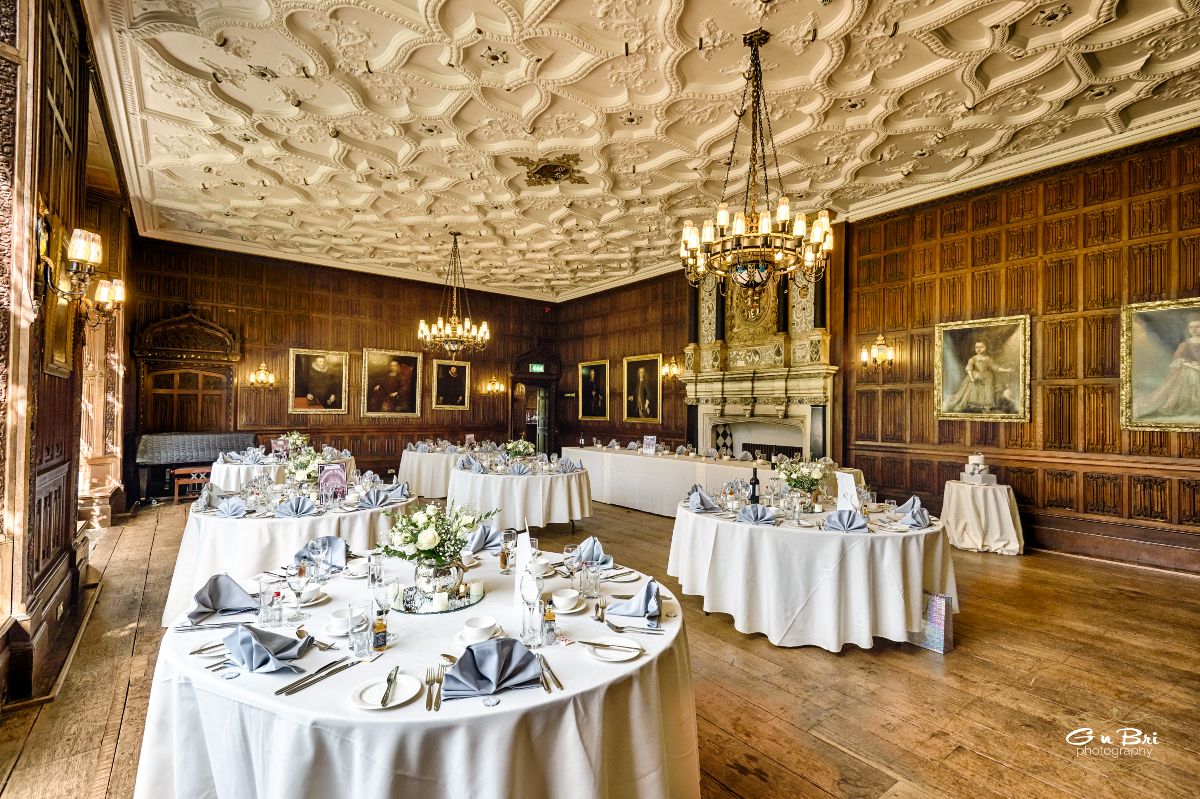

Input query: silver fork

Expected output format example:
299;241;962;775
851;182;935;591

424;667;434;711
434;664;446;711
598;595;608;623
606;619;665;635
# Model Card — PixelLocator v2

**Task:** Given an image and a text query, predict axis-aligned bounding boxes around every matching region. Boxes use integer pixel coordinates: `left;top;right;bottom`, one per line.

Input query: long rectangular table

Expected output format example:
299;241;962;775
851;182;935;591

561;447;864;517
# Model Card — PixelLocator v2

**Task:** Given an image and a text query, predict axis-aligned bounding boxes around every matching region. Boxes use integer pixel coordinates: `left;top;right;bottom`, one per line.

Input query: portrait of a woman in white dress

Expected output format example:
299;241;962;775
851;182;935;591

1125;303;1200;430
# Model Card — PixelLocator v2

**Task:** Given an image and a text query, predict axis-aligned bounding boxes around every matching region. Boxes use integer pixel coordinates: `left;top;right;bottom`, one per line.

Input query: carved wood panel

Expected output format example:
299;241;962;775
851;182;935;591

913;245;937;277
940;275;965;322
1129;197;1170;238
1006;225;1038;260
941;204;966;236
883;251;909;283
884;218;910;250
1006;466;1038;506
1044;257;1078;314
1084;473;1123;516
972;233;1001;267
855;390;878;442
1045;470;1078;510
1083;249;1122;309
1044;387;1076;450
1179;188;1200;230
910;388;933;444
1131;476;1169;522
971;269;1000;318
1130;430;1169;457
1084;208;1122;247
911;280;937;328
1182;480;1200;525
857;290;882;334
915;211;937;242
1084;165;1121;206
1042;319;1077;379
881;390;906;443
880;456;906;489
1082;315;1120;378
1128;242;1170;302
1044;175;1079;213
1128;152;1169;196
1005;261;1038;315
939;239;968;272
1006;185;1039;222
1182;236;1200;296
1083;385;1120;454
1043;216;1078;253
910;459;935;493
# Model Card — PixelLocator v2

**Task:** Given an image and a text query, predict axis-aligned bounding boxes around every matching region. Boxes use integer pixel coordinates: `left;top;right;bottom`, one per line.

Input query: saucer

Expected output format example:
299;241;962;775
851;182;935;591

584;636;643;663
351;675;423;710
552;598;588;615
299;591;329;608
604;571;639;583
322;622;353;638
459;553;479;568
454;625;505;647
342;567;369;580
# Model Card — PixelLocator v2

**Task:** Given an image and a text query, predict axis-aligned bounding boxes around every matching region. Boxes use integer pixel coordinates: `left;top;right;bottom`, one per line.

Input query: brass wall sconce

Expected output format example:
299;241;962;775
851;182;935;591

247;362;278;389
661;356;681;381
483;376;506;395
859;333;894;376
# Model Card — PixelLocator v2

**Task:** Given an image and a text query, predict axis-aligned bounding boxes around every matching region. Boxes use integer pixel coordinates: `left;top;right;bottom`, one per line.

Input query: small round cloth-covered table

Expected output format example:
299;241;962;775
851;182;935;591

668;505;958;651
160;500;410;625
397;450;461;498
208;461;286;492
940;481;1024;555
137;558;700;799
446;468;592;529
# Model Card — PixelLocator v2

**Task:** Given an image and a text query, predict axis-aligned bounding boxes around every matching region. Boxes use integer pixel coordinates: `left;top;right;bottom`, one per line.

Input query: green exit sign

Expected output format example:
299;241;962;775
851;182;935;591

529;363;545;373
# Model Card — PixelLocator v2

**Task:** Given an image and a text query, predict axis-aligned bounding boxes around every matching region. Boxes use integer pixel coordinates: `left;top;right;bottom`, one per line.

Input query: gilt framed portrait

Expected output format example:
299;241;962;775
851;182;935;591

433;359;470;411
288;349;348;414
1121;297;1200;431
578;360;609;421
361;349;421;418
933;315;1030;422
623;353;661;424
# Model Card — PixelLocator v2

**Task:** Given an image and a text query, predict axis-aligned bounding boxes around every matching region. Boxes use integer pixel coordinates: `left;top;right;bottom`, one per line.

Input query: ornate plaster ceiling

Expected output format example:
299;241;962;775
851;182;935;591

85;0;1200;300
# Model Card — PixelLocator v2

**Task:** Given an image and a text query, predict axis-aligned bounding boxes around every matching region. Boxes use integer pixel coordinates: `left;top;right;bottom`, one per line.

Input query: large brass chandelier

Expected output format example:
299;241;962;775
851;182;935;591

418;232;490;357
679;29;833;298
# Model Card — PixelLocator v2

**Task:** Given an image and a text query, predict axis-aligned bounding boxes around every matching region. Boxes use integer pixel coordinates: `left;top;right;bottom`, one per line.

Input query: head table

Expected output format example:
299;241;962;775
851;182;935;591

397;450;461;498
137;558;700;799
160;501;410;626
668;505;958;651
446;468;592;529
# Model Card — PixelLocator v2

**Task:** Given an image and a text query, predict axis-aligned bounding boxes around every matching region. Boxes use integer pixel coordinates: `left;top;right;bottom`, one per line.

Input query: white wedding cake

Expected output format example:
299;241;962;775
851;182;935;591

961;453;997;485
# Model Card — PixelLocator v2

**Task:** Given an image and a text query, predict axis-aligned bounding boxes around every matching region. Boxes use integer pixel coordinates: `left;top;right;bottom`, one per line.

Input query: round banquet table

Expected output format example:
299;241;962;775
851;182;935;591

446;469;592;529
940;481;1024;555
667;505;958;651
160;500;411;626
397;450;461;498
136;559;701;799
208;460;286;492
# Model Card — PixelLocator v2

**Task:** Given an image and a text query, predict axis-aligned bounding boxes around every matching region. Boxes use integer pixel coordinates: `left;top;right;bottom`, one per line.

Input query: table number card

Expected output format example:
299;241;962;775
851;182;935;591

270;438;289;458
642;435;657;455
835;471;861;511
465;433;476;447
317;462;348;499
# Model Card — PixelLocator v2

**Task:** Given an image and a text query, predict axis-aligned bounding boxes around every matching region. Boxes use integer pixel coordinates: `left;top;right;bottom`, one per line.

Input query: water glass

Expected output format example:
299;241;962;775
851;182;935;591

885;499;898;517
258;576;283;628
348;600;372;657
285;563;311;622
522;599;546;647
581;559;602;599
528;537;540;558
372;576;399;643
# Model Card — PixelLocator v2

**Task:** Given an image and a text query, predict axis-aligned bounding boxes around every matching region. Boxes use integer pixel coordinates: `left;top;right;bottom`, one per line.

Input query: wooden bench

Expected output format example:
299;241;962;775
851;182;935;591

170;466;212;503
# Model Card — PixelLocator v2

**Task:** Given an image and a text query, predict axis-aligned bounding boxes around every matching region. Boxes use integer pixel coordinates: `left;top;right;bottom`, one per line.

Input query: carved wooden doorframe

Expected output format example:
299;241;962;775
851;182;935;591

133;313;241;433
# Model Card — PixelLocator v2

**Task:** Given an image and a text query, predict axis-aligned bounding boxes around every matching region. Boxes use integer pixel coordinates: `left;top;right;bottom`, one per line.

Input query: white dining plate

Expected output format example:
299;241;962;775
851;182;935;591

584;637;643;663
454;625;506;647
351;675;423;710
342;567;369;580
299;592;330;608
322;622;352;638
552;598;588;615
604;572;640;583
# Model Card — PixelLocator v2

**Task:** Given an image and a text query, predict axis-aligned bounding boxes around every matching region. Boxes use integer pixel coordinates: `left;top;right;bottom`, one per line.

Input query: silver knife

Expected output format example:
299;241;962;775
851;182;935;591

577;640;644;652
380;666;399;707
283;660;359;695
275;657;348;695
540;655;564;691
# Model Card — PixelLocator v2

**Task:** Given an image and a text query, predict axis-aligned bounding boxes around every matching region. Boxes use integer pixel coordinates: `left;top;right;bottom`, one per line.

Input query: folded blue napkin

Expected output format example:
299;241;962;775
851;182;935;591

358;489;390;509
223;625;314;674
294;535;347;567
470;460;487;474
557;458;579;473
360;469;376;481
442;638;542;700
901;507;932;529
736;504;777;525
192;486;228;511
607;578;661;619
242;451;264;465
824;509;869;532
446;444;461;454
456;455;478;471
676;445;687;455
703;448;718;458
221;451;243;464
497;452;511;464
627;442;639;450
188;574;257;624
480;441;497;453
416;443;432;453
896;495;922;514
405;443;415;452
275;496;318;518
568;536;613;570
465;521;503;554
535;453;548;463
688;489;717;512
738;451;753;461
607;439;619;448
321;446;338;459
508;461;531;476
388;482;410;501
215;497;247;518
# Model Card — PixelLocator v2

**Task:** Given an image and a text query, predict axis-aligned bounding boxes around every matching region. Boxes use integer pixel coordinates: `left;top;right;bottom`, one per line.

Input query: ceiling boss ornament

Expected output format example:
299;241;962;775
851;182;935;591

679;28;833;304
417;232;491;358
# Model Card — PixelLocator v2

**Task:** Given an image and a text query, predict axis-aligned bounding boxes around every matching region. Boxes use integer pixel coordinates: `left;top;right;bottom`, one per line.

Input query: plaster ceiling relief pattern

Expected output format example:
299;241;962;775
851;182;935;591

87;0;1200;299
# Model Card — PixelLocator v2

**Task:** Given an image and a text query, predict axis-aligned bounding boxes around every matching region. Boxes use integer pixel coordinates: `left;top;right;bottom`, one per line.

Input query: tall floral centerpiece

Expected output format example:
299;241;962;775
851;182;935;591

283;431;310;451
382;504;497;596
503;438;535;459
776;457;828;513
284;446;324;482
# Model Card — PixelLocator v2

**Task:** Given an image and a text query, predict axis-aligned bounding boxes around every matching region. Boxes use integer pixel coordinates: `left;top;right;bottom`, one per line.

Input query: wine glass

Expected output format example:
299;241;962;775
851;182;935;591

562;543;578;588
372;575;398;643
306;538;330;582
284;562;311;622
528;537;540;559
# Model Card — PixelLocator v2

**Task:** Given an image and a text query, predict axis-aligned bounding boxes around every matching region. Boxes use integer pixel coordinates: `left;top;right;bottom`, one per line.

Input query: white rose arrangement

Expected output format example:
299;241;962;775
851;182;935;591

283;431;310;450
382;503;498;567
776;457;828;495
503;438;536;458
284;445;327;481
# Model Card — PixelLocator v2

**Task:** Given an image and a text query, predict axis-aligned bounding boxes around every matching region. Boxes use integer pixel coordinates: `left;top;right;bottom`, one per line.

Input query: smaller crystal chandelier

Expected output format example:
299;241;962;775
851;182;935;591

247;362;278;389
679;29;834;301
418;232;490;357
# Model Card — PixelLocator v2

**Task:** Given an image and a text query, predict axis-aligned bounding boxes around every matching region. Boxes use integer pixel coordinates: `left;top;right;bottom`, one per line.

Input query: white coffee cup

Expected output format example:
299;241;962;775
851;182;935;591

461;615;497;643
552;588;579;611
344;561;368;578
531;557;552;577
299;585;320;603
331;607;360;634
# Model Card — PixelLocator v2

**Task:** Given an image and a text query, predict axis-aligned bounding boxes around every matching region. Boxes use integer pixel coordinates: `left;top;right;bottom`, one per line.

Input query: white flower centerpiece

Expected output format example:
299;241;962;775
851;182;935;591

282;430;310;451
284;445;326;482
776;457;828;513
503;438;535;459
382;503;498;597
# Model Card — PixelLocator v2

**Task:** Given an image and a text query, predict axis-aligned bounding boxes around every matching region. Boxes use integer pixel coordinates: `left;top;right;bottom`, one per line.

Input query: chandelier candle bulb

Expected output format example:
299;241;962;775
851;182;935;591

757;210;772;235
732;211;747;236
777;196;790;223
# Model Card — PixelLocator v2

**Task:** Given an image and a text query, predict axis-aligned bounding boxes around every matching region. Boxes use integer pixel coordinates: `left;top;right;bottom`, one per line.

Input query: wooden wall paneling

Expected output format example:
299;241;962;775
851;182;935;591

841;132;1200;573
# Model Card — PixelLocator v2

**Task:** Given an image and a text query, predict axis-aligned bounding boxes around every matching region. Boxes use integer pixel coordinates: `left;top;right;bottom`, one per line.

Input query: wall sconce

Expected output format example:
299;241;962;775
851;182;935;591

39;225;104;306
247;362;278;389
83;278;125;328
661;356;681;381
859;333;895;376
483;376;506;395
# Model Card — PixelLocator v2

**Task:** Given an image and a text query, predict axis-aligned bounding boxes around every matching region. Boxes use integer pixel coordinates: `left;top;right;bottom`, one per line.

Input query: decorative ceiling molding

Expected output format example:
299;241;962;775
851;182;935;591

83;0;1200;301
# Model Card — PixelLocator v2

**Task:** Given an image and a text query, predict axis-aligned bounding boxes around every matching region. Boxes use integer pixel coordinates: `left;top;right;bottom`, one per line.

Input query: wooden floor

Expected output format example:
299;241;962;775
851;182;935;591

1;501;1197;799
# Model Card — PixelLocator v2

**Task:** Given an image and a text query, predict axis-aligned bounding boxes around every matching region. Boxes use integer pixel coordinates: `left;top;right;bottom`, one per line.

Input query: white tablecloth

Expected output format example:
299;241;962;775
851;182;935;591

667;506;958;651
398;451;461;498
160;501;409;625
940;481;1024;555
447;469;592;529
562;447;863;517
137;560;700;799
208;461;286;492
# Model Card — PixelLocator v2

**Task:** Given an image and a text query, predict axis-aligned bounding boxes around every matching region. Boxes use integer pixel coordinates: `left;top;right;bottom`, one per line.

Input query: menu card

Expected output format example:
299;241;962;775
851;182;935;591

835;471;861;511
642;435;657;455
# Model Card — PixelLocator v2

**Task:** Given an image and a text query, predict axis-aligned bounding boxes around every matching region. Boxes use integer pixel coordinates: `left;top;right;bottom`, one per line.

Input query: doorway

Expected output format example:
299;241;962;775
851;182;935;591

513;383;549;453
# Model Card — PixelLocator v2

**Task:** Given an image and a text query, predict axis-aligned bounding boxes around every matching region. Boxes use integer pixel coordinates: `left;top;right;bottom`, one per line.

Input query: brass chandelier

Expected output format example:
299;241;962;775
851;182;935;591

418;232;490;357
679;29;833;298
